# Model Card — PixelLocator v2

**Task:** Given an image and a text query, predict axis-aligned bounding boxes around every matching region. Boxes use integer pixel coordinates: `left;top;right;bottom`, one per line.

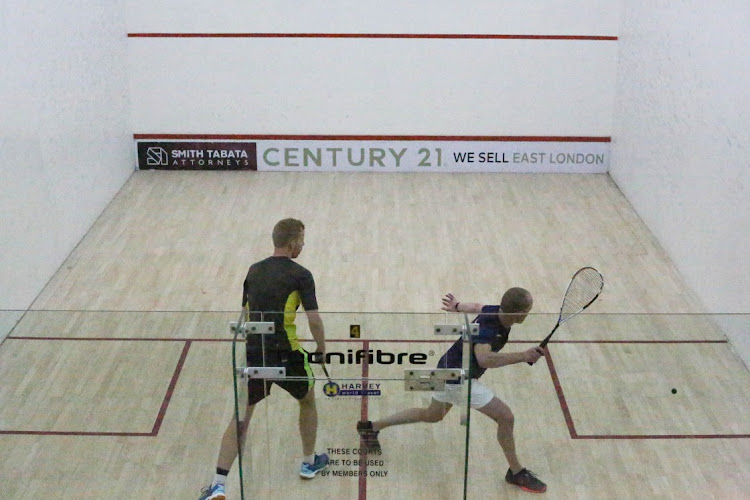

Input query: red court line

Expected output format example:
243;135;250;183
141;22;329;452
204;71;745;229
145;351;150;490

7;336;210;342
5;336;396;343
128;33;617;41
358;339;370;500
0;429;152;437
544;348;579;438
548;340;727;344
3;336;742;441
0;340;191;437
5;337;728;344
545;346;749;440
151;340;191;435
134;134;611;142
575;433;750;439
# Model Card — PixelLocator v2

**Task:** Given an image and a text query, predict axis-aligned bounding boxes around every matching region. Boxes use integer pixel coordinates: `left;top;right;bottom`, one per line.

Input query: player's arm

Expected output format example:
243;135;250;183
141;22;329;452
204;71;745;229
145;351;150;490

441;293;483;314
299;270;326;354
305;310;326;355
474;343;544;368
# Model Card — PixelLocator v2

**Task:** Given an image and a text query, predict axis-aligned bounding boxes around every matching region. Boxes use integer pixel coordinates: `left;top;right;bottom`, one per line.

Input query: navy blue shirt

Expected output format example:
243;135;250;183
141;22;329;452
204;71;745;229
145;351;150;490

437;305;511;381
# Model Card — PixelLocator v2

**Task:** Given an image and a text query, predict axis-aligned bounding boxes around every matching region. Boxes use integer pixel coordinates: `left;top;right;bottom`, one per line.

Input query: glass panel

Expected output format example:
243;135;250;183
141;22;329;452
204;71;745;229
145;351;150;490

234;311;473;499
231;311;250;498
2;311;745;498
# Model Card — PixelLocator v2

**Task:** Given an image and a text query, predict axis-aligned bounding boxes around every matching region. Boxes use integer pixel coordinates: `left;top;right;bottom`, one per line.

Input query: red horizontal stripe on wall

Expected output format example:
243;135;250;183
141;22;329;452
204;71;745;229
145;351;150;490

134;134;612;142
127;33;617;41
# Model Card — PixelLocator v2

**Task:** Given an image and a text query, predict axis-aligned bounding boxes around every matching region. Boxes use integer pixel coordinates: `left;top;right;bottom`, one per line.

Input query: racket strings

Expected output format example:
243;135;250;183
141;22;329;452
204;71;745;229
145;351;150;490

560;268;603;320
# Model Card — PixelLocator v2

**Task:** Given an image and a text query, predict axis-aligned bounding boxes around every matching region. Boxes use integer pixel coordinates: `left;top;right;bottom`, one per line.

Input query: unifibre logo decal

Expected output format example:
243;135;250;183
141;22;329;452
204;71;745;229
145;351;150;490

309;349;429;366
136;141;257;170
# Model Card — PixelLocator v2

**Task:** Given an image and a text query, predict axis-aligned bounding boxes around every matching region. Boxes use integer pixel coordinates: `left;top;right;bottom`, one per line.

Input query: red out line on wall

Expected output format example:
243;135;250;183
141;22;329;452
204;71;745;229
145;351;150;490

134;134;612;143
128;32;617;41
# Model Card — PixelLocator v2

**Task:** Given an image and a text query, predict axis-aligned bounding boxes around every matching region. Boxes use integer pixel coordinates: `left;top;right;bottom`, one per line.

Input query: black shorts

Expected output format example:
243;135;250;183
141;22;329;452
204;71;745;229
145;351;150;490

245;347;313;406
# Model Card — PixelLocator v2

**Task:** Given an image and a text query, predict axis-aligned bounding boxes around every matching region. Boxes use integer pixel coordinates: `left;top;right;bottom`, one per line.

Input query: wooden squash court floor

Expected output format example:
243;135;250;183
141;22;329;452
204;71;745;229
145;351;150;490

0;171;747;499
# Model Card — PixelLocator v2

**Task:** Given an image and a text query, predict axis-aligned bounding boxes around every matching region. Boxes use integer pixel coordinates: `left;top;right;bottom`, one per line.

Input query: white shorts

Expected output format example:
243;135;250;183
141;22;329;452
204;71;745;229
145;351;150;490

432;379;494;409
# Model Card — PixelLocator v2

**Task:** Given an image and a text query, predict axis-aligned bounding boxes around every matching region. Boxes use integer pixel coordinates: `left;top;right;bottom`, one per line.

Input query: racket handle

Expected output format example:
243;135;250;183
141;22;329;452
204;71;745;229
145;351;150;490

527;346;543;366
528;325;557;365
526;345;546;366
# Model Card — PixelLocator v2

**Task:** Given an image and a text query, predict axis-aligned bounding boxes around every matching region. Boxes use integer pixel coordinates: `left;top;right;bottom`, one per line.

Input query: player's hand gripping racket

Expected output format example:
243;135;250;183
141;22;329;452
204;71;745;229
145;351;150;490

307;349;333;382
320;361;332;382
529;267;604;365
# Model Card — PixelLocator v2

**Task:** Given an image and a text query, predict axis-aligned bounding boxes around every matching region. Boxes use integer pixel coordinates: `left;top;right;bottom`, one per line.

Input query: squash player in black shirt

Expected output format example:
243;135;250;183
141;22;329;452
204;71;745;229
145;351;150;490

200;219;328;500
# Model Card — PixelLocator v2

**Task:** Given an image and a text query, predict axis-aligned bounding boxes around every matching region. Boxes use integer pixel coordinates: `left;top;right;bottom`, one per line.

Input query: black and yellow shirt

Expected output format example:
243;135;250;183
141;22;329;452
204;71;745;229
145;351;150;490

242;256;318;352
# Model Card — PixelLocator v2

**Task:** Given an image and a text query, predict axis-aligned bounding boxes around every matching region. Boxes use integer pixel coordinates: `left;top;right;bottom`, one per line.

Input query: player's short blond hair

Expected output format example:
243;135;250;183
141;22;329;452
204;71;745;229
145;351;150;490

272;218;305;248
500;287;533;313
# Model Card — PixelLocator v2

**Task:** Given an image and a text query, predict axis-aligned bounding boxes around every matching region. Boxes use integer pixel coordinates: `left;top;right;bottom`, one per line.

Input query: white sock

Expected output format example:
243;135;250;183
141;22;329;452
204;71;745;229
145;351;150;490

303;454;315;464
213;473;227;486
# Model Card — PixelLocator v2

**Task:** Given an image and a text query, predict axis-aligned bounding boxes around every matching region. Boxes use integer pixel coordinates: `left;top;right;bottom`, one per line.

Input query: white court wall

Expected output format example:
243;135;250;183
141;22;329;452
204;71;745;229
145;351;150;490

0;1;133;311
610;1;750;363
125;1;620;136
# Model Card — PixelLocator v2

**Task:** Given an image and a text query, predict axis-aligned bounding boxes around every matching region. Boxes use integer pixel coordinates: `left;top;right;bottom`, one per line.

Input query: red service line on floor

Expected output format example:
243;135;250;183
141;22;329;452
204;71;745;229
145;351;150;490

542;344;749;440
0;340;191;437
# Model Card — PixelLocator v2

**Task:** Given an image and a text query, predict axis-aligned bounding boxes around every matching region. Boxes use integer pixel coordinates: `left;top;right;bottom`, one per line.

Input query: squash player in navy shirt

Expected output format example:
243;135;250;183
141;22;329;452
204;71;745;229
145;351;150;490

357;287;547;494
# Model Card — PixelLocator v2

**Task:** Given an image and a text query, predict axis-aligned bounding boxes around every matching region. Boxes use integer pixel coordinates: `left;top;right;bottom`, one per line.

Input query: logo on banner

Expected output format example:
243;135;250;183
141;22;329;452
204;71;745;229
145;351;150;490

136;141;258;170
146;147;169;166
254;140;609;172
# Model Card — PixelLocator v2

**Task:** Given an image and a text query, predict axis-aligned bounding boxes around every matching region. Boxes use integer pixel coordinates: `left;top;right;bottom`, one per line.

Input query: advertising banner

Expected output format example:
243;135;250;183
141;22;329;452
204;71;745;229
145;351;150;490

136;138;608;173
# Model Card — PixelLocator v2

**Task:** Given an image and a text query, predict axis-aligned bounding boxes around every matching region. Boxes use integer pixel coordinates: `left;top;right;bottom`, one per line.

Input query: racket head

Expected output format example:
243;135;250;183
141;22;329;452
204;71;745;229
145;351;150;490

559;267;604;322
529;267;603;365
